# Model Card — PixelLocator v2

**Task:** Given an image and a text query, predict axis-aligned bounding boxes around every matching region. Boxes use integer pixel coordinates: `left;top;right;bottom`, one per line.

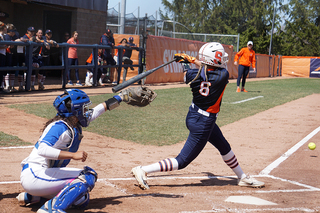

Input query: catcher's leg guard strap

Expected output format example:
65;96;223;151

49;167;97;211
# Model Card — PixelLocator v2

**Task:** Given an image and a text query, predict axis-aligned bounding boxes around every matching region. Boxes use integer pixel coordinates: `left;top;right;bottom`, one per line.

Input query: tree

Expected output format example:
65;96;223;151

279;0;320;56
160;0;319;56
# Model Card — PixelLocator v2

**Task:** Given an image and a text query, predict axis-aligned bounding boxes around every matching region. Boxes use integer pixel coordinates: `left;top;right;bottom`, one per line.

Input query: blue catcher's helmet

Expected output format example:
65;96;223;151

53;89;93;127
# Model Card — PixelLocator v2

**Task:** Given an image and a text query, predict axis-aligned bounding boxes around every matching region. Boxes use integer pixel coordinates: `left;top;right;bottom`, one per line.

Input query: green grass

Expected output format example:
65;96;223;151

7;78;320;146
0;131;32;147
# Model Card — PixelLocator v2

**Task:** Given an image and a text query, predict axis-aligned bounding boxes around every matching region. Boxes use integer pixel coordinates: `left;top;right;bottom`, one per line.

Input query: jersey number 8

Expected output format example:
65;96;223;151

199;81;211;96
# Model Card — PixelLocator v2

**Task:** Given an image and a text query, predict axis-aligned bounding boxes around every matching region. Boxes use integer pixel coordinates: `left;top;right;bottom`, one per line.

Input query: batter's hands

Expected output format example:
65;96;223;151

73;151;88;162
174;53;196;64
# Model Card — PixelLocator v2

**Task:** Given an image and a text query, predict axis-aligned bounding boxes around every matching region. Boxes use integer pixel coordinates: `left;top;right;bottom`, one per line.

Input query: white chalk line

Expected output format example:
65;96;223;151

0;145;33;149
179;207;319;213
223;96;264;104
260;125;320;175
3;174;320;192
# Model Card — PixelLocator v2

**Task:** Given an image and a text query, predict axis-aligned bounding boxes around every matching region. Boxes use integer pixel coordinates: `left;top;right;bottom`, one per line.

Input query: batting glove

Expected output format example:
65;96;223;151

174;53;196;64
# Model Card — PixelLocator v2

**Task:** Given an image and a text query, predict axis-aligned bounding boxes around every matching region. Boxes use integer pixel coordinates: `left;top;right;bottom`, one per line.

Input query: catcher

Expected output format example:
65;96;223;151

17;87;156;213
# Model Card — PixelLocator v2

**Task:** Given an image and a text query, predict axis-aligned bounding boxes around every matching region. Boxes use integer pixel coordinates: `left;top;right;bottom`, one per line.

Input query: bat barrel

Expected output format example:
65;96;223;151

112;59;176;93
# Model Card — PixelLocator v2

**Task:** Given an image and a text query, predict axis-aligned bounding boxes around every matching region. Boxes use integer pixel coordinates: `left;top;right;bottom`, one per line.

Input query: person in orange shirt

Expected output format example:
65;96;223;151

67;31;82;86
234;41;256;92
84;48;103;86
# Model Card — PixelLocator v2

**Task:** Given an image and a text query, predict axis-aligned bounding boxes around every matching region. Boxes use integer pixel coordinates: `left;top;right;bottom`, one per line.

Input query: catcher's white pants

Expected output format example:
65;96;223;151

20;164;82;199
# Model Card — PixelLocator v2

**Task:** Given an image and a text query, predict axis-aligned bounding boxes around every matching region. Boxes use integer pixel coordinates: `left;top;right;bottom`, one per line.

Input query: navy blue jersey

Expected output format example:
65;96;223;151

123;42;136;58
186;67;229;113
99;34;114;58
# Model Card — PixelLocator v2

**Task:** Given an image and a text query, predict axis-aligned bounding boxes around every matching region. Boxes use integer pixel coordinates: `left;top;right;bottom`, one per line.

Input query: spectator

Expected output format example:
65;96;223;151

84;48;103;86
112;38;128;85
234;41;256;93
30;29;46;90
28;28;51;91
122;36;138;82
67;31;82;86
99;29;115;86
39;29;59;90
0;21;8;93
10;26;24;91
3;23;16;92
62;32;70;43
19;26;36;91
4;24;18;92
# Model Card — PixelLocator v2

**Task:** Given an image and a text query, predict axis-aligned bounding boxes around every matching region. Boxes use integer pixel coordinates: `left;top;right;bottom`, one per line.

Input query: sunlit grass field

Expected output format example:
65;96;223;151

7;78;320;146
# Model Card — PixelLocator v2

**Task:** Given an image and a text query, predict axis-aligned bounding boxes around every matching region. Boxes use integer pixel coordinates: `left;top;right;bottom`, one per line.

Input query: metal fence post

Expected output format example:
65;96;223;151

25;41;33;91
61;45;68;88
117;46;123;84
92;45;98;87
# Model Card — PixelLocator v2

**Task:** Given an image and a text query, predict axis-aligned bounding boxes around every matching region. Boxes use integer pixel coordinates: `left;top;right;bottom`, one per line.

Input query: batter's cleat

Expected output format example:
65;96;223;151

85;81;92;86
131;166;149;190
238;175;265;188
38;84;45;91
10;87;18;92
30;85;36;91
37;200;66;213
16;192;41;206
241;88;248;92
236;88;240;92
98;78;105;86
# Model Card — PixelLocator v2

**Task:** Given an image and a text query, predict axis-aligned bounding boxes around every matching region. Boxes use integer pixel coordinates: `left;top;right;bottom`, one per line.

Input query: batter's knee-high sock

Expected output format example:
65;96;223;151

31;75;36;86
1;76;5;88
142;158;179;174
38;74;43;85
100;73;106;81
222;150;246;179
4;74;9;89
41;76;46;85
9;74;15;88
18;75;23;86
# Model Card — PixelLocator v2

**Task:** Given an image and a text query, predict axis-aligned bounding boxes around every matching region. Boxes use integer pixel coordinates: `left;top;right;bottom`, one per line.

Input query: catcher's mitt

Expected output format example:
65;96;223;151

174;53;196;64
121;86;157;107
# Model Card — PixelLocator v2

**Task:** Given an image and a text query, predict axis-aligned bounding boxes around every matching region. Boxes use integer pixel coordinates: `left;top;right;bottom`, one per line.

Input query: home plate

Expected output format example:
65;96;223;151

225;196;277;205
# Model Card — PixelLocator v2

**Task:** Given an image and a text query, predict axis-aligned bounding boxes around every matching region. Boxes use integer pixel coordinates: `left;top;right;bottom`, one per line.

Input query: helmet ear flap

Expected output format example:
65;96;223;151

53;94;72;116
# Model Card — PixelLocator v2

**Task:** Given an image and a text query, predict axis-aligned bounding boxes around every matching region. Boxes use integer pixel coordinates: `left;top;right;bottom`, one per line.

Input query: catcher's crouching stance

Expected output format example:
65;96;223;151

17;87;156;213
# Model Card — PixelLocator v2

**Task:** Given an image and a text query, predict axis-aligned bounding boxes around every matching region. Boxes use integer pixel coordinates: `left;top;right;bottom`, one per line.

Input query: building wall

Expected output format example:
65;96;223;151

75;8;108;80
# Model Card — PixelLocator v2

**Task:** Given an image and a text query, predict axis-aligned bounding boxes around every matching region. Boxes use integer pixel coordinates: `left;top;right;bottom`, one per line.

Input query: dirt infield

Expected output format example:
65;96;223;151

0;79;320;213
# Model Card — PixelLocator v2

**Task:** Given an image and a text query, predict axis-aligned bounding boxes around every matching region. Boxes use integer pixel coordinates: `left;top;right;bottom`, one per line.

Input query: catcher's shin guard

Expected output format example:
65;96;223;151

37;166;97;213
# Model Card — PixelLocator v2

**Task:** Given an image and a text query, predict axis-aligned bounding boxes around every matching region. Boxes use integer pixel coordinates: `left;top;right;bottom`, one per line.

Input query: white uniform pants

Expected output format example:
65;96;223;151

20;164;82;199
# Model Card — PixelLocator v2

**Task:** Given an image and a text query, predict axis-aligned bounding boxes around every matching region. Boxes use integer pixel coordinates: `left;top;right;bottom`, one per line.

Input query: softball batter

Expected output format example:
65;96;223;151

131;42;265;190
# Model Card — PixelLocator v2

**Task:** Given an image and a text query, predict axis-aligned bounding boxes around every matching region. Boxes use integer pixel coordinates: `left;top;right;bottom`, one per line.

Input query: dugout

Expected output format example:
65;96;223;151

0;0;108;79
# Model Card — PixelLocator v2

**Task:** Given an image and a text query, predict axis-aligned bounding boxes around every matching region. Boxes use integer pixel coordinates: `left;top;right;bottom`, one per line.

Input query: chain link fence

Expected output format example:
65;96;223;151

106;7;239;52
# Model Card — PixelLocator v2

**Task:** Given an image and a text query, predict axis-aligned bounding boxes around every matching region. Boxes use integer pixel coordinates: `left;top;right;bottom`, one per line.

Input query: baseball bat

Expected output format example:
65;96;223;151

112;59;176;93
